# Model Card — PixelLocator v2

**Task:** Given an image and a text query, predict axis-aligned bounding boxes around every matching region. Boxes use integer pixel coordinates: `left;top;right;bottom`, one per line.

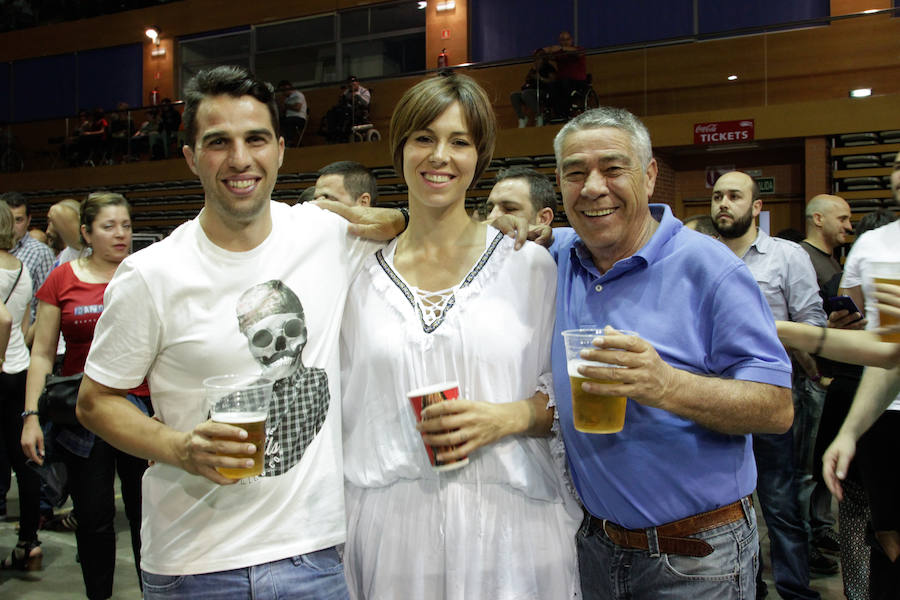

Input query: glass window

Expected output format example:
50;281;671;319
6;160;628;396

343;34;426;79
180;31;251;64
371;3;425;34
342;3;424;38
255;44;338;86
256;15;335;52
178;1;426;92
341;8;369;38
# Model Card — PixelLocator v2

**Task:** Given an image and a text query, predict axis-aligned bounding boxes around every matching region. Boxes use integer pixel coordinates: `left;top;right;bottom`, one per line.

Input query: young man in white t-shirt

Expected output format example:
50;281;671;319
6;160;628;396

76;66;404;599
825;199;900;598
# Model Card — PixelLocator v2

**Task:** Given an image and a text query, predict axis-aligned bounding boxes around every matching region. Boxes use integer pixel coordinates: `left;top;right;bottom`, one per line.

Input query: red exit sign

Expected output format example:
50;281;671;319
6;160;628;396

694;119;755;144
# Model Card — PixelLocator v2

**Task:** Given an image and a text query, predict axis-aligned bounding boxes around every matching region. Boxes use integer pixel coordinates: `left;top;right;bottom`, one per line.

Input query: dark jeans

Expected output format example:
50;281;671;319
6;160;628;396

61;435;146;600
792;375;834;540
0;370;41;541
282;116;307;147
753;431;820;600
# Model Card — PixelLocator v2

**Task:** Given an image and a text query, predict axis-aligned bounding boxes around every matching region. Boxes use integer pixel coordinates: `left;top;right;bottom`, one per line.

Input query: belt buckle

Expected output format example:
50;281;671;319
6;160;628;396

601;519;611;539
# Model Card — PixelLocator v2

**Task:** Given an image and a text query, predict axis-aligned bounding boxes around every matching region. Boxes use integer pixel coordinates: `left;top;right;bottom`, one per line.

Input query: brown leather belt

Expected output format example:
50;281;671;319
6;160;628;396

584;496;751;558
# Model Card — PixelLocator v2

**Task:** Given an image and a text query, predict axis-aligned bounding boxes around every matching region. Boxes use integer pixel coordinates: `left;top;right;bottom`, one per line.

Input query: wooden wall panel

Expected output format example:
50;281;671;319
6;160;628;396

426;0;469;69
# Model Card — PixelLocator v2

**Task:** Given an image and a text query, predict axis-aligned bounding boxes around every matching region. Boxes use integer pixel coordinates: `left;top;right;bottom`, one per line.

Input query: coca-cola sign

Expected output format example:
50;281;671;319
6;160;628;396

694;120;755;145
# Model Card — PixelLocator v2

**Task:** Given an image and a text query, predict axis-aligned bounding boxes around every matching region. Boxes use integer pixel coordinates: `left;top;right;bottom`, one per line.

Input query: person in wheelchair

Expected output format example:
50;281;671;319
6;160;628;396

539;31;587;121
510;52;556;127
319;75;371;143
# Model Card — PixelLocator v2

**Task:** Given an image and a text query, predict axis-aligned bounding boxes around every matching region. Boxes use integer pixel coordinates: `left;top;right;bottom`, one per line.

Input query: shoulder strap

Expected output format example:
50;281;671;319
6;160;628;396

4;263;23;304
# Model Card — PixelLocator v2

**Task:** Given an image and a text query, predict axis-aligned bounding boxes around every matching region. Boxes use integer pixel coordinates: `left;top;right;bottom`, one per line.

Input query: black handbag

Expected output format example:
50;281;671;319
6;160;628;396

37;372;84;427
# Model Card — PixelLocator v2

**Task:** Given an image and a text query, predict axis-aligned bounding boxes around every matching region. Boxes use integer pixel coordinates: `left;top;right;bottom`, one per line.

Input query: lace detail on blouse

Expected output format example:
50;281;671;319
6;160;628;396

375;230;505;334
411;286;455;327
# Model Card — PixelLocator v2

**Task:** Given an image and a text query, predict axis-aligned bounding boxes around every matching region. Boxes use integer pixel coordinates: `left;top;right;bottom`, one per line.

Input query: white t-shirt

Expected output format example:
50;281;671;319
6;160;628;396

286;90;308;120
840;219;900;411
1;264;33;374
85;201;377;575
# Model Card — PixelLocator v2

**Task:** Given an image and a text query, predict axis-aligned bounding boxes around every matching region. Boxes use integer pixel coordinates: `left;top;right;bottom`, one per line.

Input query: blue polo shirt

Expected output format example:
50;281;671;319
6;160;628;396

550;204;791;529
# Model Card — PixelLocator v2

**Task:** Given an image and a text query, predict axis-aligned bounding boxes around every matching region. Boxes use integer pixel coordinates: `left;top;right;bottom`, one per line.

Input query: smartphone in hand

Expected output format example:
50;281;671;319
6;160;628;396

824;295;863;323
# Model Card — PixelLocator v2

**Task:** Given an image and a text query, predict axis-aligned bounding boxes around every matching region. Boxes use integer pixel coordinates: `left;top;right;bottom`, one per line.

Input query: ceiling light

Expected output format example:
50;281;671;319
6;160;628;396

145;26;159;41
417;1;427;8
849;88;872;98
727;74;738;81
436;0;455;11
862;9;879;14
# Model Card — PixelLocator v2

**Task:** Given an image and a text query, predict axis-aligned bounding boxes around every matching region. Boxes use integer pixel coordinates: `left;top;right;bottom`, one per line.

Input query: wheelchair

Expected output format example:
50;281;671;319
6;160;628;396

567;74;600;118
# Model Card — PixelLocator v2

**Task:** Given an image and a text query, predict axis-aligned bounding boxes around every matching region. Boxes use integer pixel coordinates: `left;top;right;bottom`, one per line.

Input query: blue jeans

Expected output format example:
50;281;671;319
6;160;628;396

792;375;834;539
577;497;758;599
753;431;820;600
141;548;350;600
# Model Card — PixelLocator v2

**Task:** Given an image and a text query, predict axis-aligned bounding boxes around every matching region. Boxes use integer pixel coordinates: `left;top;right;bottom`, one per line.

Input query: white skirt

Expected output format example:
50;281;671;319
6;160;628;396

344;477;580;600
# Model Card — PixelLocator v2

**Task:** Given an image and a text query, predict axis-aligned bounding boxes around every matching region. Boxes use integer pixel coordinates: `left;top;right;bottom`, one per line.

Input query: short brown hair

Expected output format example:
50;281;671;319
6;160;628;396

389;72;496;186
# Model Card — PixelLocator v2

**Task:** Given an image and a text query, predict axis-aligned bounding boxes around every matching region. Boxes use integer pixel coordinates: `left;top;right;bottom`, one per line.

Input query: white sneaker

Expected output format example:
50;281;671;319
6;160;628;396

518;117;527;128
536;115;544;127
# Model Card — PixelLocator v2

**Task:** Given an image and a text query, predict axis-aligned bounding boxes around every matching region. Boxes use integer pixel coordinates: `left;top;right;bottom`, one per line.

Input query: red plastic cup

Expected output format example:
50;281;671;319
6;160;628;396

407;381;470;472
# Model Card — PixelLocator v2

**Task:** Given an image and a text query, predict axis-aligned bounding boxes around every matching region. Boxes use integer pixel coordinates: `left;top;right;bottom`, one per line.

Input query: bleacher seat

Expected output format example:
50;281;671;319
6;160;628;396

838;132;879;146
842;176;883;190
879;130;900;144
839;155;880;168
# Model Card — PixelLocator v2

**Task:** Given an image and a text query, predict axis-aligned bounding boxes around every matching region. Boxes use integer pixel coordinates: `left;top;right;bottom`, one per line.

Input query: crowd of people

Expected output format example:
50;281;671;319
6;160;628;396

50;72;378;170
0;64;898;600
59;101;183;167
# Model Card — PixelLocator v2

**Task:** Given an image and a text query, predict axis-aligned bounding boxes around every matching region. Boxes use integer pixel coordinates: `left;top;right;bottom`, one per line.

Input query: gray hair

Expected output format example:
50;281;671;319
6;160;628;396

553;107;653;170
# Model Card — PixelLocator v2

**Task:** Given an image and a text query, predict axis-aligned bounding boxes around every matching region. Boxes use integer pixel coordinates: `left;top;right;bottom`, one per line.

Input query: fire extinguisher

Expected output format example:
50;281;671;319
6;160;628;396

437;48;448;68
150;86;160;106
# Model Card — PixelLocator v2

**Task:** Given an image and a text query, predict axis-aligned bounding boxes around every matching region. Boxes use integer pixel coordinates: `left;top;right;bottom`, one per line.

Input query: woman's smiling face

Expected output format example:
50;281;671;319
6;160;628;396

402;101;478;209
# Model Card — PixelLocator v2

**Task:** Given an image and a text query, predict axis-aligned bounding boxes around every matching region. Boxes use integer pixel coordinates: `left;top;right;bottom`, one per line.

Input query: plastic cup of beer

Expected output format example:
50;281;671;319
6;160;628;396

871;261;900;343
407;381;469;472
203;374;274;479
561;328;637;434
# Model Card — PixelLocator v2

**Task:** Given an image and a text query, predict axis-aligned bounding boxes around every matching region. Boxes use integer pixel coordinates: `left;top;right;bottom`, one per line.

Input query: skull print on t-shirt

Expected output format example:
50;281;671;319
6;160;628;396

236;280;330;477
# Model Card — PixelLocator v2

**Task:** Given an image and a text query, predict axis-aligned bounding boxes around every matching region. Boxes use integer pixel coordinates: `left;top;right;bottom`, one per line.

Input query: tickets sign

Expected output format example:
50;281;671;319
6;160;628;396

694;120;755;145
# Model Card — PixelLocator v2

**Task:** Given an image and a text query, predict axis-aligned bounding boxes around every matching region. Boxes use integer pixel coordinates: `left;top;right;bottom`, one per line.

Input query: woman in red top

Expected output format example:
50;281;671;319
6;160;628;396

22;192;150;600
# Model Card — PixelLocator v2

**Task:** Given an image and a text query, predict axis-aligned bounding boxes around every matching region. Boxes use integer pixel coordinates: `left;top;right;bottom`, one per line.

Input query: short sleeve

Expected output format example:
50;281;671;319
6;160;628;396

84;260;162;390
840;234;867;289
706;263;793;388
35;263;66;307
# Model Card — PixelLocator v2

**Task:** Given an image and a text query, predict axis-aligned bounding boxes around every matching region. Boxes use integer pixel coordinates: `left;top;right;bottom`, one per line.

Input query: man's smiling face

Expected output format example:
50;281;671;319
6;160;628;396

557;126;657;271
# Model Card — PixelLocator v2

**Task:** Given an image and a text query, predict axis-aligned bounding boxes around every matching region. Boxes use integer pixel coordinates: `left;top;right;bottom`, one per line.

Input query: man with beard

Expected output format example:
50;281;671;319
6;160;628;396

712;170;829;599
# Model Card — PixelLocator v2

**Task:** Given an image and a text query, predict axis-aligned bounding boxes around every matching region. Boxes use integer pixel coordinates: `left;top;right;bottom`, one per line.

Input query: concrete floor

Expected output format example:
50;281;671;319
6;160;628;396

1;482;847;599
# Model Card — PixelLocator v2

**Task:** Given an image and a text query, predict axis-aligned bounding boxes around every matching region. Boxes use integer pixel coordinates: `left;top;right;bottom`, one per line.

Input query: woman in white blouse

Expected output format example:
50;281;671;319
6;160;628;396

339;72;580;600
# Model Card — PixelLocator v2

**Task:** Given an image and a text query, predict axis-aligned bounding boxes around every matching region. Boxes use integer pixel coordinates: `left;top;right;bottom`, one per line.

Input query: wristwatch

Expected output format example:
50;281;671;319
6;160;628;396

21;410;39;419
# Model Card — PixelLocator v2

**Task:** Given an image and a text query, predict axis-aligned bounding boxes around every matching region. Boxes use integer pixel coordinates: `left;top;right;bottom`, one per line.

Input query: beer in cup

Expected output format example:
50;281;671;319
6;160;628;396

203;374;274;479
871;261;900;342
561;329;637;434
408;381;469;471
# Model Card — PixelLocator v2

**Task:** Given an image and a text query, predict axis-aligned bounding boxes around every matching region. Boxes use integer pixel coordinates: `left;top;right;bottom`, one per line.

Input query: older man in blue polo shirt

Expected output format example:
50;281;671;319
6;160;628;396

549;107;794;599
